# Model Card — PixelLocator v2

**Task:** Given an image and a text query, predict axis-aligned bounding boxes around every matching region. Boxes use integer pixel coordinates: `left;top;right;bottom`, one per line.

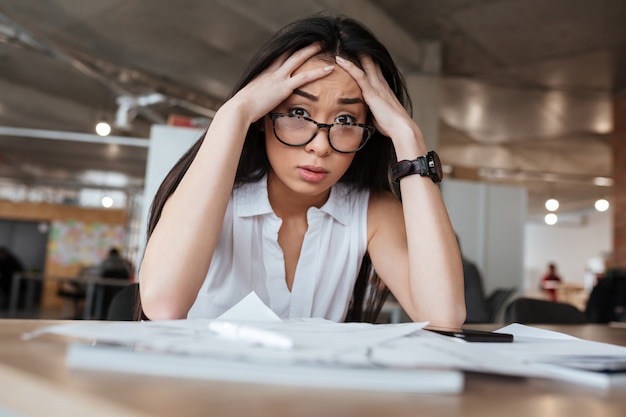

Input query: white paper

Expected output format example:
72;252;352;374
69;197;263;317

22;294;626;390
66;343;464;393
24;292;461;393
497;323;579;340
24;292;429;366
216;291;282;322
490;323;626;362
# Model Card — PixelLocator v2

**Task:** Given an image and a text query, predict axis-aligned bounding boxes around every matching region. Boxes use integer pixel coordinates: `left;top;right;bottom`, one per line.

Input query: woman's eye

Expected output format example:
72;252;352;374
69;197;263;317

335;115;356;124
288;108;309;118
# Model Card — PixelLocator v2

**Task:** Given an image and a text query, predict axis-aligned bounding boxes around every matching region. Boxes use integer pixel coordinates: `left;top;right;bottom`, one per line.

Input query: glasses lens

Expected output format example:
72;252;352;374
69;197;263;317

274;115;317;145
329;124;368;153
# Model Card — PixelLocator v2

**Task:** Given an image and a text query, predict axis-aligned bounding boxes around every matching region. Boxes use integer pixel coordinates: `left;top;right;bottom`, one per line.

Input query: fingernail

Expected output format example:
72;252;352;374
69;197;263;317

335;56;346;63
323;65;334;72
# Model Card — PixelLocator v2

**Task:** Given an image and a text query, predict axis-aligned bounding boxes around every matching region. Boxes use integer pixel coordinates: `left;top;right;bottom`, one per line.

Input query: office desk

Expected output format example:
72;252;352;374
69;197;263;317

1;320;625;417
9;273;131;319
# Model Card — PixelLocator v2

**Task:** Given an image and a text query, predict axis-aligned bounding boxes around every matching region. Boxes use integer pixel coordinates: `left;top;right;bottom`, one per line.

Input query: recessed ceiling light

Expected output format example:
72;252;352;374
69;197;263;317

95;121;112;136
594;199;609;212
101;196;114;208
544;213;558;225
545;198;559;212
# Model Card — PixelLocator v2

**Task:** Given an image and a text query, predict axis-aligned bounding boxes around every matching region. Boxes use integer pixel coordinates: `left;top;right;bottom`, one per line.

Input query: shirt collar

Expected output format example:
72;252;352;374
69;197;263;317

234;177;354;226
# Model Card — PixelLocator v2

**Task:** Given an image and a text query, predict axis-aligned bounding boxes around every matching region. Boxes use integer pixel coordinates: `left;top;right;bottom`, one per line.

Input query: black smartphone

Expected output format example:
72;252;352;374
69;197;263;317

425;328;514;343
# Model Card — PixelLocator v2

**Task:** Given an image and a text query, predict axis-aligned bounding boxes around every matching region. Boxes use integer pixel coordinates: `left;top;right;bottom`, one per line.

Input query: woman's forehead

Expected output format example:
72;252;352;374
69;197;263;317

293;57;363;98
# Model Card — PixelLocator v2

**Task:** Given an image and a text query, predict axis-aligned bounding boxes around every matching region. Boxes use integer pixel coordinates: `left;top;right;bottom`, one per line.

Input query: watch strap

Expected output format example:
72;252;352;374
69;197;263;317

392;156;428;182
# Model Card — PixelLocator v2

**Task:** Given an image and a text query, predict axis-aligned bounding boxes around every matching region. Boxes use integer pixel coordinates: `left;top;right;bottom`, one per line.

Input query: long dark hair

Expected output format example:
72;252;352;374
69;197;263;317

138;13;411;322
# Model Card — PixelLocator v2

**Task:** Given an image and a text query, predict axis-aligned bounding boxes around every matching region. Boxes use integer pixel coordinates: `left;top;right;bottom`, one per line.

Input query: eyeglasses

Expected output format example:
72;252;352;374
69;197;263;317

269;113;375;154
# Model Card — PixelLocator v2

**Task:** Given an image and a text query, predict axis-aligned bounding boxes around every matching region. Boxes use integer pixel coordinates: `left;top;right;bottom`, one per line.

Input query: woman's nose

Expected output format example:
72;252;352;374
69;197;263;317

304;128;332;156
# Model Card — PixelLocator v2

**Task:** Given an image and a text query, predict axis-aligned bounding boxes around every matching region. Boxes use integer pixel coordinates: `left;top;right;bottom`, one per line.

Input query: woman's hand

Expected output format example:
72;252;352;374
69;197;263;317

334;55;425;155
229;44;335;124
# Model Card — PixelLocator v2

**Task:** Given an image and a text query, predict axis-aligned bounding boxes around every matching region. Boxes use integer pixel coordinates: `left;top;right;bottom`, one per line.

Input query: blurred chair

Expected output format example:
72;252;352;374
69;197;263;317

504;297;587;324
96;267;131;320
57;278;87;319
585;268;626;323
486;287;517;323
463;261;490;323
57;266;100;319
456;233;490;323
106;283;139;321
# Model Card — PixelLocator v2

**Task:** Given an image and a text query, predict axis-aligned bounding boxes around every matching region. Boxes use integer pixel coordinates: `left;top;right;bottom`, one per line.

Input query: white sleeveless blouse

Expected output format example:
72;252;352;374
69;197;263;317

187;177;369;321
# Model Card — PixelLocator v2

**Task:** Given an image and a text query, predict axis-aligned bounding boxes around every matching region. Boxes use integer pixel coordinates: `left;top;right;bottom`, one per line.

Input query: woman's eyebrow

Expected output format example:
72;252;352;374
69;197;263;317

293;89;364;105
338;97;364;105
293;89;317;101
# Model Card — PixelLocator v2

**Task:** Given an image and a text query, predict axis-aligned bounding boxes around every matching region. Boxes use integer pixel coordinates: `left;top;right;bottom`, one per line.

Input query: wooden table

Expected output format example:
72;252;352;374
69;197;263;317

1;320;626;417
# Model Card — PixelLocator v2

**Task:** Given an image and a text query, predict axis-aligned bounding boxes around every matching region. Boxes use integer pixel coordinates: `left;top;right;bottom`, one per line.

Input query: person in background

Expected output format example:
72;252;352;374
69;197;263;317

0;246;25;308
99;247;133;279
96;247;133;319
139;13;465;327
541;262;562;302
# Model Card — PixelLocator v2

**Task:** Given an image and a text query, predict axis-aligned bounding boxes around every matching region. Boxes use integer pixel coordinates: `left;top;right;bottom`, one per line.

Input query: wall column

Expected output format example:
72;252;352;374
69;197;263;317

612;93;626;267
404;41;441;152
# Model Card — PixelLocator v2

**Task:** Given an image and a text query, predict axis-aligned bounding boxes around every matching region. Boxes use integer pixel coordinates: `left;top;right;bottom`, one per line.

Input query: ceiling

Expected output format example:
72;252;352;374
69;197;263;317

0;0;624;219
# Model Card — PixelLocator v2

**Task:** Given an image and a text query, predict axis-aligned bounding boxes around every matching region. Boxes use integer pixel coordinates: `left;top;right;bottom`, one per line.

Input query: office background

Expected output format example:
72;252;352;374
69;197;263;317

0;0;624;312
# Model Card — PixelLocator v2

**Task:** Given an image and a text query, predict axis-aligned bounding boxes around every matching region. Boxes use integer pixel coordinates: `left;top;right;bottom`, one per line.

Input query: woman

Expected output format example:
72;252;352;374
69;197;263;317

139;14;465;327
541;262;562;302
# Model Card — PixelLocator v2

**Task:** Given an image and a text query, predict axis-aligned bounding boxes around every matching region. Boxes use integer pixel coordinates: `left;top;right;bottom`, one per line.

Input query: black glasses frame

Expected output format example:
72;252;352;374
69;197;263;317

269;113;375;154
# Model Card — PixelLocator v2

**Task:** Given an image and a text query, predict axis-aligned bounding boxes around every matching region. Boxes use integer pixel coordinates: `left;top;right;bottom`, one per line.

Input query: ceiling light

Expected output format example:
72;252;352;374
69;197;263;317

545;198;559;212
594;199;609;212
101;196;114;208
95;121;111;136
544;213;558;225
593;177;613;187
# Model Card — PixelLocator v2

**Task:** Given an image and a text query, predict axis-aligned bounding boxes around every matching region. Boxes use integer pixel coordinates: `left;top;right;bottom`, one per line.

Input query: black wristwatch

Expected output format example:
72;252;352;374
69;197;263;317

391;150;443;183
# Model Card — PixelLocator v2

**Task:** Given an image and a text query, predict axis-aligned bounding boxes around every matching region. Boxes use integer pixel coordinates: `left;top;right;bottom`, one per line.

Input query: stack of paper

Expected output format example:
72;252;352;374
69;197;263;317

26;319;464;393
477;324;626;389
22;293;626;391
66;342;463;393
23;293;464;393
367;324;626;389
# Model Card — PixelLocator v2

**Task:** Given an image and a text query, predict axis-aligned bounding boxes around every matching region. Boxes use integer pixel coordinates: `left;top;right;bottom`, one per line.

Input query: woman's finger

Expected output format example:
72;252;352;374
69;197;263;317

334;55;374;92
288;64;334;88
359;54;385;88
264;43;321;77
279;43;323;74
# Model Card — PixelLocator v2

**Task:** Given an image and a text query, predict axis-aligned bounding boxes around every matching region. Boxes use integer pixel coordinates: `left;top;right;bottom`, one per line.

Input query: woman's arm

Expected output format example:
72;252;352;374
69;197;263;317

336;56;465;328
140;44;334;320
367;162;466;328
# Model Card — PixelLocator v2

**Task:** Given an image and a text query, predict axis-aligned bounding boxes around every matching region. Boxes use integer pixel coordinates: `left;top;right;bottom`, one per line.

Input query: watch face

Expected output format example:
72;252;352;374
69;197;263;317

427;151;443;182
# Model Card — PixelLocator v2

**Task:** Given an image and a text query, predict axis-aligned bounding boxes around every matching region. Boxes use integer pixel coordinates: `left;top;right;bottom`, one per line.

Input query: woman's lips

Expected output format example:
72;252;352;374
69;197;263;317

298;165;329;183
